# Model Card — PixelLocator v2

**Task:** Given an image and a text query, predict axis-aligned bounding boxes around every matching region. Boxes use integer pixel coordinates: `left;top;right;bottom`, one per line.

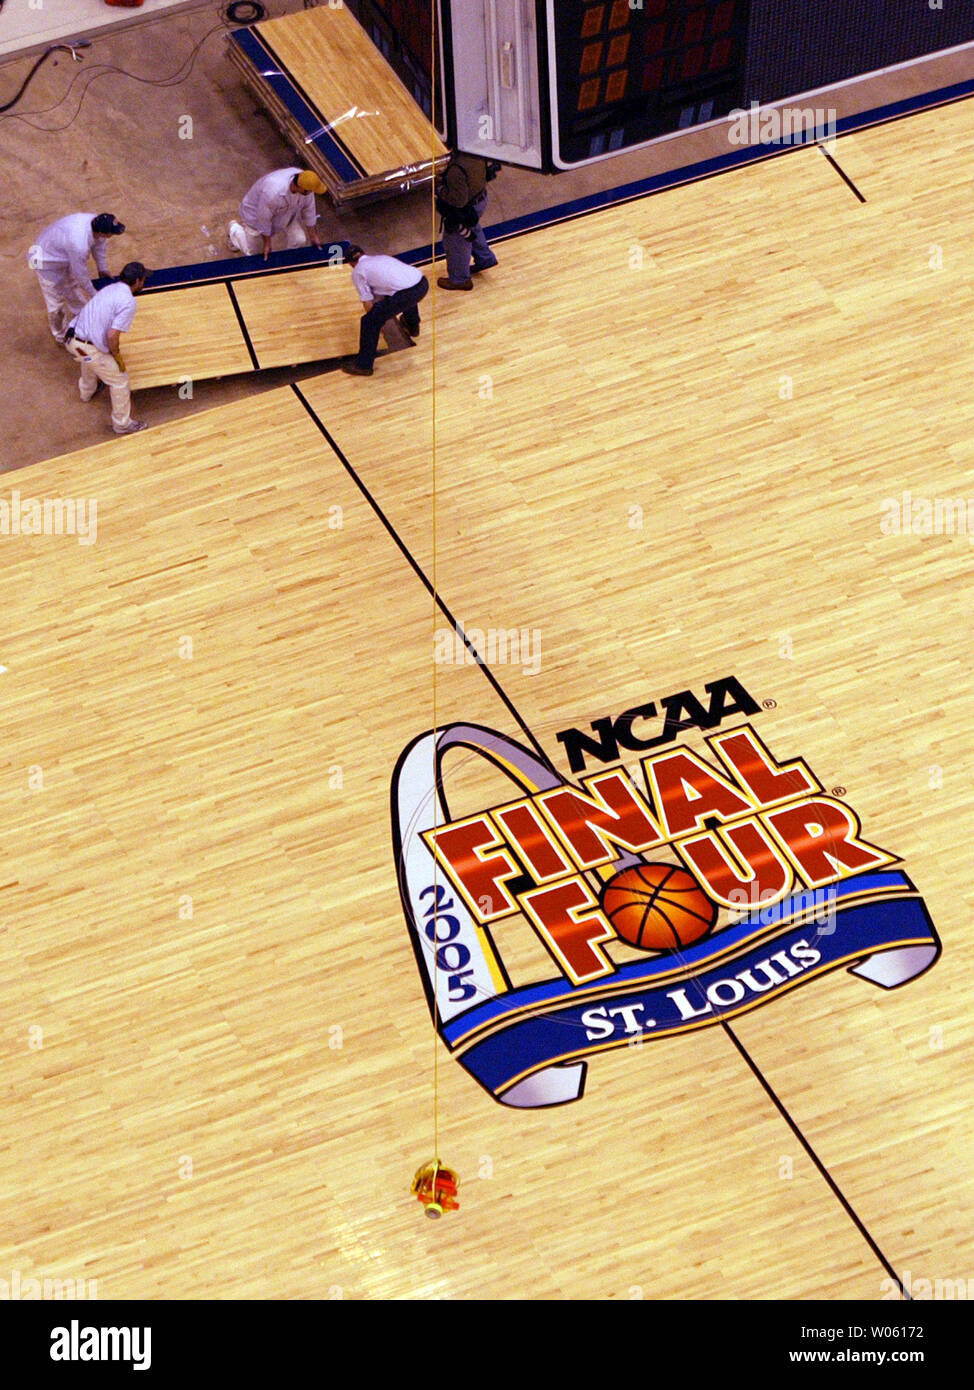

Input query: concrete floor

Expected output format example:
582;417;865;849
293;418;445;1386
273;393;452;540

1;0;969;470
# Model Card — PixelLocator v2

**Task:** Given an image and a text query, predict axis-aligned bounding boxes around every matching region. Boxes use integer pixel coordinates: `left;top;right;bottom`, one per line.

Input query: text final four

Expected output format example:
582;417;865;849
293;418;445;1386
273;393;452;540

423;725;893;985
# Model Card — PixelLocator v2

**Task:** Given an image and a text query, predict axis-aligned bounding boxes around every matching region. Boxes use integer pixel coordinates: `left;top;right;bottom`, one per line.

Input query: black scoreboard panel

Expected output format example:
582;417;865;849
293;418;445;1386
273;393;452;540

549;0;751;164
744;0;974;109
352;1;974;172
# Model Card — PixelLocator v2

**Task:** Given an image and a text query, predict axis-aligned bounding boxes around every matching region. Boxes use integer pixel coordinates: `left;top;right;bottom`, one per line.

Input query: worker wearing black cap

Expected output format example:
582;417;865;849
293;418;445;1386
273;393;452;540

64;262;149;436
28;212;126;343
341;244;428;377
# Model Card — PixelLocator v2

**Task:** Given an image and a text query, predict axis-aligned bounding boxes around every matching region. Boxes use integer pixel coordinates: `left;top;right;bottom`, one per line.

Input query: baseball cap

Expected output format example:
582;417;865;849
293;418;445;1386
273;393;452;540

92;213;126;236
295;171;326;195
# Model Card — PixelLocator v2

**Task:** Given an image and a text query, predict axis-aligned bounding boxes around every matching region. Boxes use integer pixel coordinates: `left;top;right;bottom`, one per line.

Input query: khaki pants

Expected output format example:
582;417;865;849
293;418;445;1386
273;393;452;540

36;271;91;342
65;337;132;431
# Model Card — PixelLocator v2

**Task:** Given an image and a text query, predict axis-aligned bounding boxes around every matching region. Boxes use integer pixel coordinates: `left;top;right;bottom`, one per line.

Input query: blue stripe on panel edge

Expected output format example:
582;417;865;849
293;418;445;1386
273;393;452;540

229;26;362;184
98;76;974;293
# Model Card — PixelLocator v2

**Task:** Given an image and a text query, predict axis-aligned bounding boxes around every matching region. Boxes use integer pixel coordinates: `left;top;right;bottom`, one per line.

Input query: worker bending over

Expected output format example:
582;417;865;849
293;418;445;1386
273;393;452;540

228;169;327;260
341;245;429;378
28;212;126;343
64;262;149;437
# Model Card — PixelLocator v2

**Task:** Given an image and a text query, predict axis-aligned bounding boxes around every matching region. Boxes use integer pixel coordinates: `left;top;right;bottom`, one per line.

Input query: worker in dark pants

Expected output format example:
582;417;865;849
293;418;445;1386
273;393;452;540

436;152;500;291
341;244;429;377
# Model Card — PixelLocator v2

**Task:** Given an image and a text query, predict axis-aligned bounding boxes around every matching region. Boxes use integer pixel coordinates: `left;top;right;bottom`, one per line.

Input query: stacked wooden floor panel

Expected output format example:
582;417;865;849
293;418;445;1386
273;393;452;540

226;5;447;206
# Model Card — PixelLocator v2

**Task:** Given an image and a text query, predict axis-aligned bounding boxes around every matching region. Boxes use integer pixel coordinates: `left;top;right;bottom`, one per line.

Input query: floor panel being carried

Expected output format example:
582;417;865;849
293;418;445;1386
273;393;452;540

124;262;363;390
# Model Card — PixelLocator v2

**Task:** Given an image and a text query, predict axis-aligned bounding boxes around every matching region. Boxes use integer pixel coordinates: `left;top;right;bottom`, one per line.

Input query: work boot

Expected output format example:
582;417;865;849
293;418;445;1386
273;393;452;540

437;277;473;291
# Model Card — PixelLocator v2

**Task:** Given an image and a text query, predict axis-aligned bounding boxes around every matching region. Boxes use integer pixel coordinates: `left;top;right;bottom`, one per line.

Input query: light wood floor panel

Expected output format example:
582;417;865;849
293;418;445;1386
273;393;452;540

257;6;447;177
6;95;973;1301
830;97;974;210
0;387;889;1300
231;265;361;368
124;283;254;391
124;267;363;390
821;98;974;469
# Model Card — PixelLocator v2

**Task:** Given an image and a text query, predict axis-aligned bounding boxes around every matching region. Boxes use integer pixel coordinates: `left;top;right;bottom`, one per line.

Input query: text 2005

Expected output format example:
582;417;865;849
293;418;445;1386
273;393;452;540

419;885;478;1003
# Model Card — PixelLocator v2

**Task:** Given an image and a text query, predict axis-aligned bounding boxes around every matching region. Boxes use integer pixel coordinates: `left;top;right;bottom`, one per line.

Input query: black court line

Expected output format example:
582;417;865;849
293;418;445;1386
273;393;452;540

818;144;868;203
724;1023;909;1299
135;252;349;296
225;281;260;371
290;381;912;1300
289;383;554;771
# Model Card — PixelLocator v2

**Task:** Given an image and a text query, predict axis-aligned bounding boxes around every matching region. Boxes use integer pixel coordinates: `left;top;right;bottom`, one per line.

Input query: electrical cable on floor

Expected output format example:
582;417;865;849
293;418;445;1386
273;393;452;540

0;43;90;114
0;21;228;130
0;0;279;130
224;1;266;23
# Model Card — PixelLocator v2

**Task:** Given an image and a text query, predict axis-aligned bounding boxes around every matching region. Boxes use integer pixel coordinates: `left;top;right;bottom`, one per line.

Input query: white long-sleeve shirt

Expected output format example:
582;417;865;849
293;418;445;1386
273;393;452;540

28;213;108;296
238;168;316;239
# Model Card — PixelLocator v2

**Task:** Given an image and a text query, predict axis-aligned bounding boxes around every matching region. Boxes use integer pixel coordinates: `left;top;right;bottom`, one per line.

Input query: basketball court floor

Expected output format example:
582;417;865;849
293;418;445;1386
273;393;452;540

1;95;972;1300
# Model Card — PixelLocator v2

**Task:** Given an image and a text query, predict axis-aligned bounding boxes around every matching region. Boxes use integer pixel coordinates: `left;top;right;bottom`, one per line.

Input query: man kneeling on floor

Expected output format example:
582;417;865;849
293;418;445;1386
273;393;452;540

64;262;149;436
341;245;428;378
228;169;327;260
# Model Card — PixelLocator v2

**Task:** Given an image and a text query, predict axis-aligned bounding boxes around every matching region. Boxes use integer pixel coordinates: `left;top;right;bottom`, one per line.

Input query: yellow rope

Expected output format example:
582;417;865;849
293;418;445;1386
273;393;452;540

429;0;440;1165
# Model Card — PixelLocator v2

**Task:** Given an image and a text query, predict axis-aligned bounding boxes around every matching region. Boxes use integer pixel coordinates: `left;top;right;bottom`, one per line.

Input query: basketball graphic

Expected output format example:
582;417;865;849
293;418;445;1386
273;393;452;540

601;863;718;953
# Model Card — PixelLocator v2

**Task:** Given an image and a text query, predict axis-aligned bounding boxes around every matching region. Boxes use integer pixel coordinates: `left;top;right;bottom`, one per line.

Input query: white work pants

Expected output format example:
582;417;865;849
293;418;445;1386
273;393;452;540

36;271;92;342
65;337;132;431
227;220;310;255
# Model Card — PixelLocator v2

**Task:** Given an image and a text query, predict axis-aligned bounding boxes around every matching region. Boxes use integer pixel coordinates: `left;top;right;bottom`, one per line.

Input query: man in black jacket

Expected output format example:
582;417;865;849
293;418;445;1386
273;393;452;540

436;152;499;291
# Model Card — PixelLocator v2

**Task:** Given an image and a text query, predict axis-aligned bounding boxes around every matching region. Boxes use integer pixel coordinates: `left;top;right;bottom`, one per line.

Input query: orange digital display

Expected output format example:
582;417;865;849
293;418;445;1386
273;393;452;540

555;0;752;161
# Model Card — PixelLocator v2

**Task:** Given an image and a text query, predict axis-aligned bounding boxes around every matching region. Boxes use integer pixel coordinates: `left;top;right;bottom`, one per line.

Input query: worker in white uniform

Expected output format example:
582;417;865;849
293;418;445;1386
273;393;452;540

228;168;327;259
63;262;149;436
341;245;429;377
28;212;126;343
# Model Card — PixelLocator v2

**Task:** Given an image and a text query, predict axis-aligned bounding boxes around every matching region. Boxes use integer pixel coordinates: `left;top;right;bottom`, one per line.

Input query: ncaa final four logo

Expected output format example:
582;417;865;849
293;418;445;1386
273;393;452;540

391;678;940;1108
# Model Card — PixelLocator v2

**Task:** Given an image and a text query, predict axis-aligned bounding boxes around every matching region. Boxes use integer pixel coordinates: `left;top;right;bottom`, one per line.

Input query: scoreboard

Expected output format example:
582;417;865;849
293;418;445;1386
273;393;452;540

548;0;751;165
353;0;974;172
